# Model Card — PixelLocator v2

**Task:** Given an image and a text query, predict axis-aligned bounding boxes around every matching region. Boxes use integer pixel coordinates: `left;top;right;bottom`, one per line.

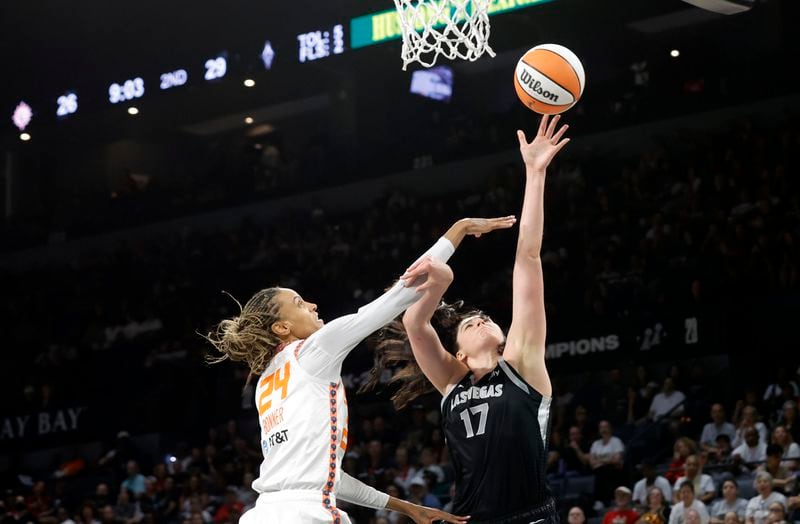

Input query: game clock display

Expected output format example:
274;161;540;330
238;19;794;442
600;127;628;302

297;24;345;63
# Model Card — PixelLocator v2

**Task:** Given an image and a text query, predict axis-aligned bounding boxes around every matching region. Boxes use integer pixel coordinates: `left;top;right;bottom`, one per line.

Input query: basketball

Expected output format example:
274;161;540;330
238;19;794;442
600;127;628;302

514;44;586;115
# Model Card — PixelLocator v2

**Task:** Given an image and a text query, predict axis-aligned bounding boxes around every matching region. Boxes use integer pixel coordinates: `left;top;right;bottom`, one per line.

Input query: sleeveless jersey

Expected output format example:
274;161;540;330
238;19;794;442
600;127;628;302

441;357;553;522
252;340;349;514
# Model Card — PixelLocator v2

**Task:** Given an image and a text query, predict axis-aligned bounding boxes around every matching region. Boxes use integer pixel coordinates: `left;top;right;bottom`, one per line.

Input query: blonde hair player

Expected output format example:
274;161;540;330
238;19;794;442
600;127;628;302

366;115;570;523
206;215;516;524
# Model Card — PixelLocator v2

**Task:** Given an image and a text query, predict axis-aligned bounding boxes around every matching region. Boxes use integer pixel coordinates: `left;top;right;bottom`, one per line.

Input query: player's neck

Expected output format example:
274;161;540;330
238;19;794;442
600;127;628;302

468;354;498;383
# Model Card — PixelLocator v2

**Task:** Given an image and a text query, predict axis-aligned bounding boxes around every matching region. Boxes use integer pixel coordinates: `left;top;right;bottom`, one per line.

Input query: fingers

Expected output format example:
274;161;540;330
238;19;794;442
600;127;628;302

545;114;561;139
437;511;471;524
403;256;430;278
551;123;569;144
537;114;549;137
554;137;571;153
516;130;527;147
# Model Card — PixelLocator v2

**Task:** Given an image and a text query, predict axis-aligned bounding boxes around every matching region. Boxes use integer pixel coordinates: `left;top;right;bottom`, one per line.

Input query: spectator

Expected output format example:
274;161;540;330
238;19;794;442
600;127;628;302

770;426;800;470
6;496;38;524
701;405;737;454
686;509;703;524
756;445;795;494
777;401;800;443
563;425;592;474
636;487;670;524
413;448;445;486
78;503;100;524
710;479;748;524
590;421;626;504
374;484;404;524
666;438;697;484
724;513;741;524
650;378;687;421
745;472;787;524
26;481;53;520
120;462;145;498
707;434;736;473
733;407;768;448
98;505;116;524
673;455;716;504
56;507;76;524
763;502;788;524
602;487;640;524
733;429;767;474
633;461;673;509
407;477;441;510
113;491;142;524
568;506;587;524
92;485;111;510
669;482;710;524
212;488;242;524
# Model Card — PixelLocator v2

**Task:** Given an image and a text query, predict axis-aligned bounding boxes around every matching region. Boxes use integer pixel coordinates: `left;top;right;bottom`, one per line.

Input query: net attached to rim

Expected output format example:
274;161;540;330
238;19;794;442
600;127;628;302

393;0;496;70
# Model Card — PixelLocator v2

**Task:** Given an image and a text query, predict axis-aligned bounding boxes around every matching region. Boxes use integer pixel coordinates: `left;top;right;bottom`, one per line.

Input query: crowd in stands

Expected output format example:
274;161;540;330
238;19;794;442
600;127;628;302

2;112;799;524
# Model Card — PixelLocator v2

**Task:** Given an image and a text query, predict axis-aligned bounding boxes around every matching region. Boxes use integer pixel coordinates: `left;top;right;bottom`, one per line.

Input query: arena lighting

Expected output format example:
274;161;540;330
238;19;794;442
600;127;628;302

19;132;31;141
670;49;681;58
244;116;254;124
244;78;256;88
127;106;139;115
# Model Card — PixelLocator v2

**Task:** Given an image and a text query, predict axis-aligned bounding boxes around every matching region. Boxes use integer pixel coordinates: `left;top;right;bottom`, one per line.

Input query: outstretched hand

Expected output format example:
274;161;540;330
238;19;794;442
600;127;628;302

517;114;570;173
404;503;471;524
458;215;516;238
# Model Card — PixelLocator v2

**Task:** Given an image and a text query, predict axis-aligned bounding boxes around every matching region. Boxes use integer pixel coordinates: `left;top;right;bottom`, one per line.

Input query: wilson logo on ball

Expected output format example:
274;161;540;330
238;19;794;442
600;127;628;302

513;43;586;115
516;64;573;105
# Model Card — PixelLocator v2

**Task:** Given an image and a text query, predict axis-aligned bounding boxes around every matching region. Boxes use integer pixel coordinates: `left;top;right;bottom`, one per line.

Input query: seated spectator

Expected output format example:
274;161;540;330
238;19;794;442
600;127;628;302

756;445;795;494
710;479;748;524
650;378;686;421
568;506;588;524
733;429;767;474
99;505;117;524
770;426;799;471
590;420;626;504
390;446;418;493
563;425;592;474
733;407;768;449
745;472;787;524
673;455;716;505
407;477;441;510
212;488;243;524
412;447;445;486
763;502;788;524
602;487;640;524
777;401;800;443
666;438;697;484
686;509;704;524
121;461;146;498
79;503;101;524
724;512;740;524
633;461;673;509
706;434;736;474
56;506;77;524
637;487;671;524
701;405;737;455
669;482;710;524
374;484;404;524
114;490;143;524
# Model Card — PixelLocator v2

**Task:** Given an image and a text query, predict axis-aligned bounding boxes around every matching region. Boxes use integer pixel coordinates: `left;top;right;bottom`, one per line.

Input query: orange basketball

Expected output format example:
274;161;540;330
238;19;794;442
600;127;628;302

514;44;586;115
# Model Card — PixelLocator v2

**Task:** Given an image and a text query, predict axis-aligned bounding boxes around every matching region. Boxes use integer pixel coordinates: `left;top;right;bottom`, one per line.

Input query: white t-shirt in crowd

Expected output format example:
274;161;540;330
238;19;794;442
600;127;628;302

745;492;787;524
700;422;736;446
732;423;768;448
673;474;716;498
732;443;767;465
782;442;800;461
710;498;748;521
650;391;687;420
668;499;710;524
633;476;673;506
590;436;626;462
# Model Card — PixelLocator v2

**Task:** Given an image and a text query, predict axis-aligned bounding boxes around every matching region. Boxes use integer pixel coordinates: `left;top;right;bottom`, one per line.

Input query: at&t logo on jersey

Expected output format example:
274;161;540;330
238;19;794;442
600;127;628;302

268;429;289;447
450;384;503;410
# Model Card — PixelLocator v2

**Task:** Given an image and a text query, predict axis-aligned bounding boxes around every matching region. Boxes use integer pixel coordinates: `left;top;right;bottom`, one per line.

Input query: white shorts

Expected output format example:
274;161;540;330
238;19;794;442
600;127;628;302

240;489;353;524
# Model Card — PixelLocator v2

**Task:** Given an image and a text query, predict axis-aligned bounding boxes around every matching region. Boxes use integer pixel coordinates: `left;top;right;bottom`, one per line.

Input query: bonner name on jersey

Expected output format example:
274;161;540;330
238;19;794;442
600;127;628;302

450;384;504;410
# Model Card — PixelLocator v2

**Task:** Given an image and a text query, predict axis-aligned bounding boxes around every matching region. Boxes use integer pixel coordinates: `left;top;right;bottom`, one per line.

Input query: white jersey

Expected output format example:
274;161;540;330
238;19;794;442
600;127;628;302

250;237;455;517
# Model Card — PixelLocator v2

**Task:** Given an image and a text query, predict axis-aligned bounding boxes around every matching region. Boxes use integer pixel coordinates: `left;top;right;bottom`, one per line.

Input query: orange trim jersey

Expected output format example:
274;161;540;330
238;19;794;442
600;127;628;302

250;237;455;503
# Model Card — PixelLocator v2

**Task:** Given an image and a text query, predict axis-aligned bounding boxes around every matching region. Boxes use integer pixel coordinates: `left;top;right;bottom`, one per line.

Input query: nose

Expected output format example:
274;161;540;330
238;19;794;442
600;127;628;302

309;302;318;312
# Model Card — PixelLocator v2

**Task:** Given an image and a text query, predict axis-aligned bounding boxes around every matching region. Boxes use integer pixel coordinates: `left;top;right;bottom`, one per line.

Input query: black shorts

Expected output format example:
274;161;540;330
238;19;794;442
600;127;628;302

441;497;560;524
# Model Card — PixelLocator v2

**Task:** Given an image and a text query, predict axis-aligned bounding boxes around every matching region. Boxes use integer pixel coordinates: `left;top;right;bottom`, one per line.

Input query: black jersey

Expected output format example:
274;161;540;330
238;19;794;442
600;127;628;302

441;357;553;523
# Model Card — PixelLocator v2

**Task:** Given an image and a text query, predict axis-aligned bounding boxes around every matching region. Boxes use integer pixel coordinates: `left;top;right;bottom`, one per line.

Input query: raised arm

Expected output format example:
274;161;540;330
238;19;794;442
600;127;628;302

401;258;468;395
503;115;569;397
299;217;515;381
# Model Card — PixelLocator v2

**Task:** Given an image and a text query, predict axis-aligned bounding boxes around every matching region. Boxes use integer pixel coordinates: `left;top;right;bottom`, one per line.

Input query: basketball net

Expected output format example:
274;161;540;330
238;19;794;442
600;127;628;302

393;0;496;70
